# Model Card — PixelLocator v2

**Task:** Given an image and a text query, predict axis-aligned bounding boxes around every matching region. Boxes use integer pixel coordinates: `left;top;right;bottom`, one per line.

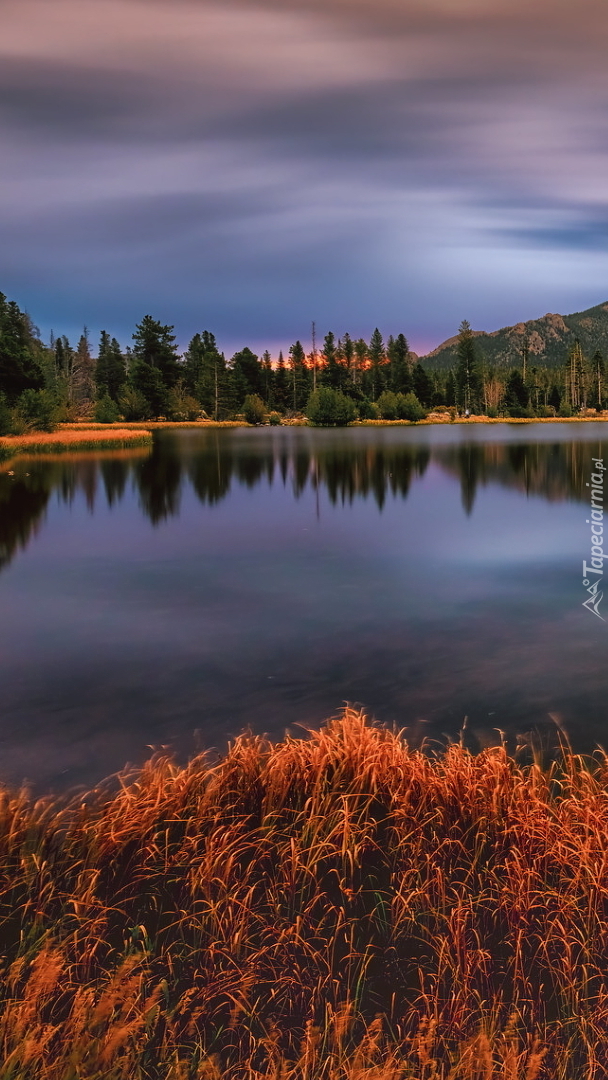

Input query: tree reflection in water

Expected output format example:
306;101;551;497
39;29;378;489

0;431;601;573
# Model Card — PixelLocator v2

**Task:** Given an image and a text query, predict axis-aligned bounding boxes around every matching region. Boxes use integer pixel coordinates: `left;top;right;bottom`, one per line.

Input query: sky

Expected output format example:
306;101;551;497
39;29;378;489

2;0;608;357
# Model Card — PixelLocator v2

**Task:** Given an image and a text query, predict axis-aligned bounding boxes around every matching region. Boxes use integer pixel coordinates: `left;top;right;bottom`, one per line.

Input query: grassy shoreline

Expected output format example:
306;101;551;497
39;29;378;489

2;709;608;1078
0;428;153;464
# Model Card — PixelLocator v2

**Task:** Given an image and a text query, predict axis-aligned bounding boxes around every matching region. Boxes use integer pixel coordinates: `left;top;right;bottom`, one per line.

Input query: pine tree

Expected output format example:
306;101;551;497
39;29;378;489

455;320;483;414
321;331;342;390
71;329;96;411
368;328;386;399
0;293;44;402
288;340;310;412
387;333;412;394
132;316;180;388
230;347;263;408
274;351;288;412
592;350;605;411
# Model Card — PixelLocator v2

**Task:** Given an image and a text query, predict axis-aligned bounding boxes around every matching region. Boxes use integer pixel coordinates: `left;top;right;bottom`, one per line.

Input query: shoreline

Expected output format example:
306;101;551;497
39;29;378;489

0;427;152;464
2;414;608;463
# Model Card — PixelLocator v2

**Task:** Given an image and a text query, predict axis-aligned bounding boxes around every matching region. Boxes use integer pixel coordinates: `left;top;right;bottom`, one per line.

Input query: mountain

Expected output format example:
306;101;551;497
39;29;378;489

421;301;608;370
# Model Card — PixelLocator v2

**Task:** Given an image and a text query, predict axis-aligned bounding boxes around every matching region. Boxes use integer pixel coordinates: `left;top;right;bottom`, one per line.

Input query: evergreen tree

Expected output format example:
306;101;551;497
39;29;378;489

341;333;356;387
0;294;44;402
591;349;605;411
388;333;412;394
230;347;262;408
353;338;367;389
455;320;483;413
274;351;288;412
504;369;530;417
288;340;310;412
71;330;96;411
321;331;342;390
97;332;126;401
412;362;434;407
368;328;386;399
261;351;274;406
183;332;229;419
132;316;180;388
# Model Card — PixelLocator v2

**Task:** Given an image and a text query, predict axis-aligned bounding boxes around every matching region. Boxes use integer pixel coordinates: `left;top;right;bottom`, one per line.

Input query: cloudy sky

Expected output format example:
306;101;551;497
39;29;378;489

2;0;608;355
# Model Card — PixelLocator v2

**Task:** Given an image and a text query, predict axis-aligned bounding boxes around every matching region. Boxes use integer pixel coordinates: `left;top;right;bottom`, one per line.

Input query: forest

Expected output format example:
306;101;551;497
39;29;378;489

0;290;606;430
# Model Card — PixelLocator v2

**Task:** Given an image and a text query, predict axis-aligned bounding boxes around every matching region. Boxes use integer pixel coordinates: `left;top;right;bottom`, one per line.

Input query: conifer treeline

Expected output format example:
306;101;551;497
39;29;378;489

1;291;606;429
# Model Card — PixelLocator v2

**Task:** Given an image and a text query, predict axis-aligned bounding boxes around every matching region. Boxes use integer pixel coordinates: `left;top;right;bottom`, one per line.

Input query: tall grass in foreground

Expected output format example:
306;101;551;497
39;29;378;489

2;710;608;1078
0;429;152;463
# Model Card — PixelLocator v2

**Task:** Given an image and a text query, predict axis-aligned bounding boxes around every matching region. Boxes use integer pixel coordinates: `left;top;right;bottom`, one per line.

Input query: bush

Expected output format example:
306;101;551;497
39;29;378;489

268;411;282;425
358;398;380;420
396;392;427;422
94;394;121;424
0;393;12;436
306;387;357;426
166;386;201;421
376;390;399;420
558;402;573;418
14;389;59;431
243;394;267;425
118;386;151;421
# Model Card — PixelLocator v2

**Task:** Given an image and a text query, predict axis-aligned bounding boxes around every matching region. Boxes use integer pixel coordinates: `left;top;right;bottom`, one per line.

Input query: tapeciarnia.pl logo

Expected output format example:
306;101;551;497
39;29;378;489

582;457;606;620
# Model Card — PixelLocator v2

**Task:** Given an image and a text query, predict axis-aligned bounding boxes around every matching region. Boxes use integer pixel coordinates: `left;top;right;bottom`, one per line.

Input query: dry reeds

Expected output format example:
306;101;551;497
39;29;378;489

1;709;608;1077
0;428;152;464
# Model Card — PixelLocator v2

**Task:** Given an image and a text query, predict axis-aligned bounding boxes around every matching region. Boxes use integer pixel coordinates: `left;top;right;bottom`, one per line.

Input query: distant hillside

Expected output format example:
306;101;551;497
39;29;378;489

422;301;608;370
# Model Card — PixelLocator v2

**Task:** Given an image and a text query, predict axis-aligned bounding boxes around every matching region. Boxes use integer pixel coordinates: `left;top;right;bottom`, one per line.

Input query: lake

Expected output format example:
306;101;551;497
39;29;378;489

1;422;606;792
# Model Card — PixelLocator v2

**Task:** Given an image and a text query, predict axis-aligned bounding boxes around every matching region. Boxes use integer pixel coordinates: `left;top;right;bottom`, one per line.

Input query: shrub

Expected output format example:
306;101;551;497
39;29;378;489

118;386;151;421
167;386;201;421
558;402;573;418
243;394;267;425
358;398;380;420
376;390;399;420
267;411;282;425
0;393;12;435
307;387;357;426
396;391;427;421
94;394;121;423
14;388;59;431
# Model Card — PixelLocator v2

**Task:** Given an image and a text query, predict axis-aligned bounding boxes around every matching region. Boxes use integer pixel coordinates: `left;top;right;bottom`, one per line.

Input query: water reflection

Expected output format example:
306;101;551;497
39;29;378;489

0;431;600;573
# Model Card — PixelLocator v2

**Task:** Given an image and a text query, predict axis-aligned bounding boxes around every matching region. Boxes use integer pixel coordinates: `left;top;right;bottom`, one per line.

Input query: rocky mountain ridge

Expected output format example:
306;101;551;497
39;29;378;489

421;301;608;370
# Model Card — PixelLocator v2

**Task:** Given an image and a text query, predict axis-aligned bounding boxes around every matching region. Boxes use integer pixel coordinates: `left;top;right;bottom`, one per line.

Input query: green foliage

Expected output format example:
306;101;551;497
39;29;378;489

504;369;530;417
243;394;267;425
130;360;168;418
456;320;484;413
96;331;126;400
376;390;399;419
387;333;412;394
0;392;12;435
118;385;150;421
288;340;311;412
166;381;201;421
307;387;357;426
397;391;427;421
268;411;282;425
358;398;379;420
94;394;121;423
0;292;45;402
132;315;179;388
14;388;59;431
559;401;573;417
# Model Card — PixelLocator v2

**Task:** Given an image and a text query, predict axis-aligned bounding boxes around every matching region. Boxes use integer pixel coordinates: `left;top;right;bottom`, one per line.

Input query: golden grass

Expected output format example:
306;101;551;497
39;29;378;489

2;709;608;1077
0;428;152;463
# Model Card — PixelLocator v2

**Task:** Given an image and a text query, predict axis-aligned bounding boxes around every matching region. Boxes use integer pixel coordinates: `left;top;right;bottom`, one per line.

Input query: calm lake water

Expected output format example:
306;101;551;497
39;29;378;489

1;422;607;792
